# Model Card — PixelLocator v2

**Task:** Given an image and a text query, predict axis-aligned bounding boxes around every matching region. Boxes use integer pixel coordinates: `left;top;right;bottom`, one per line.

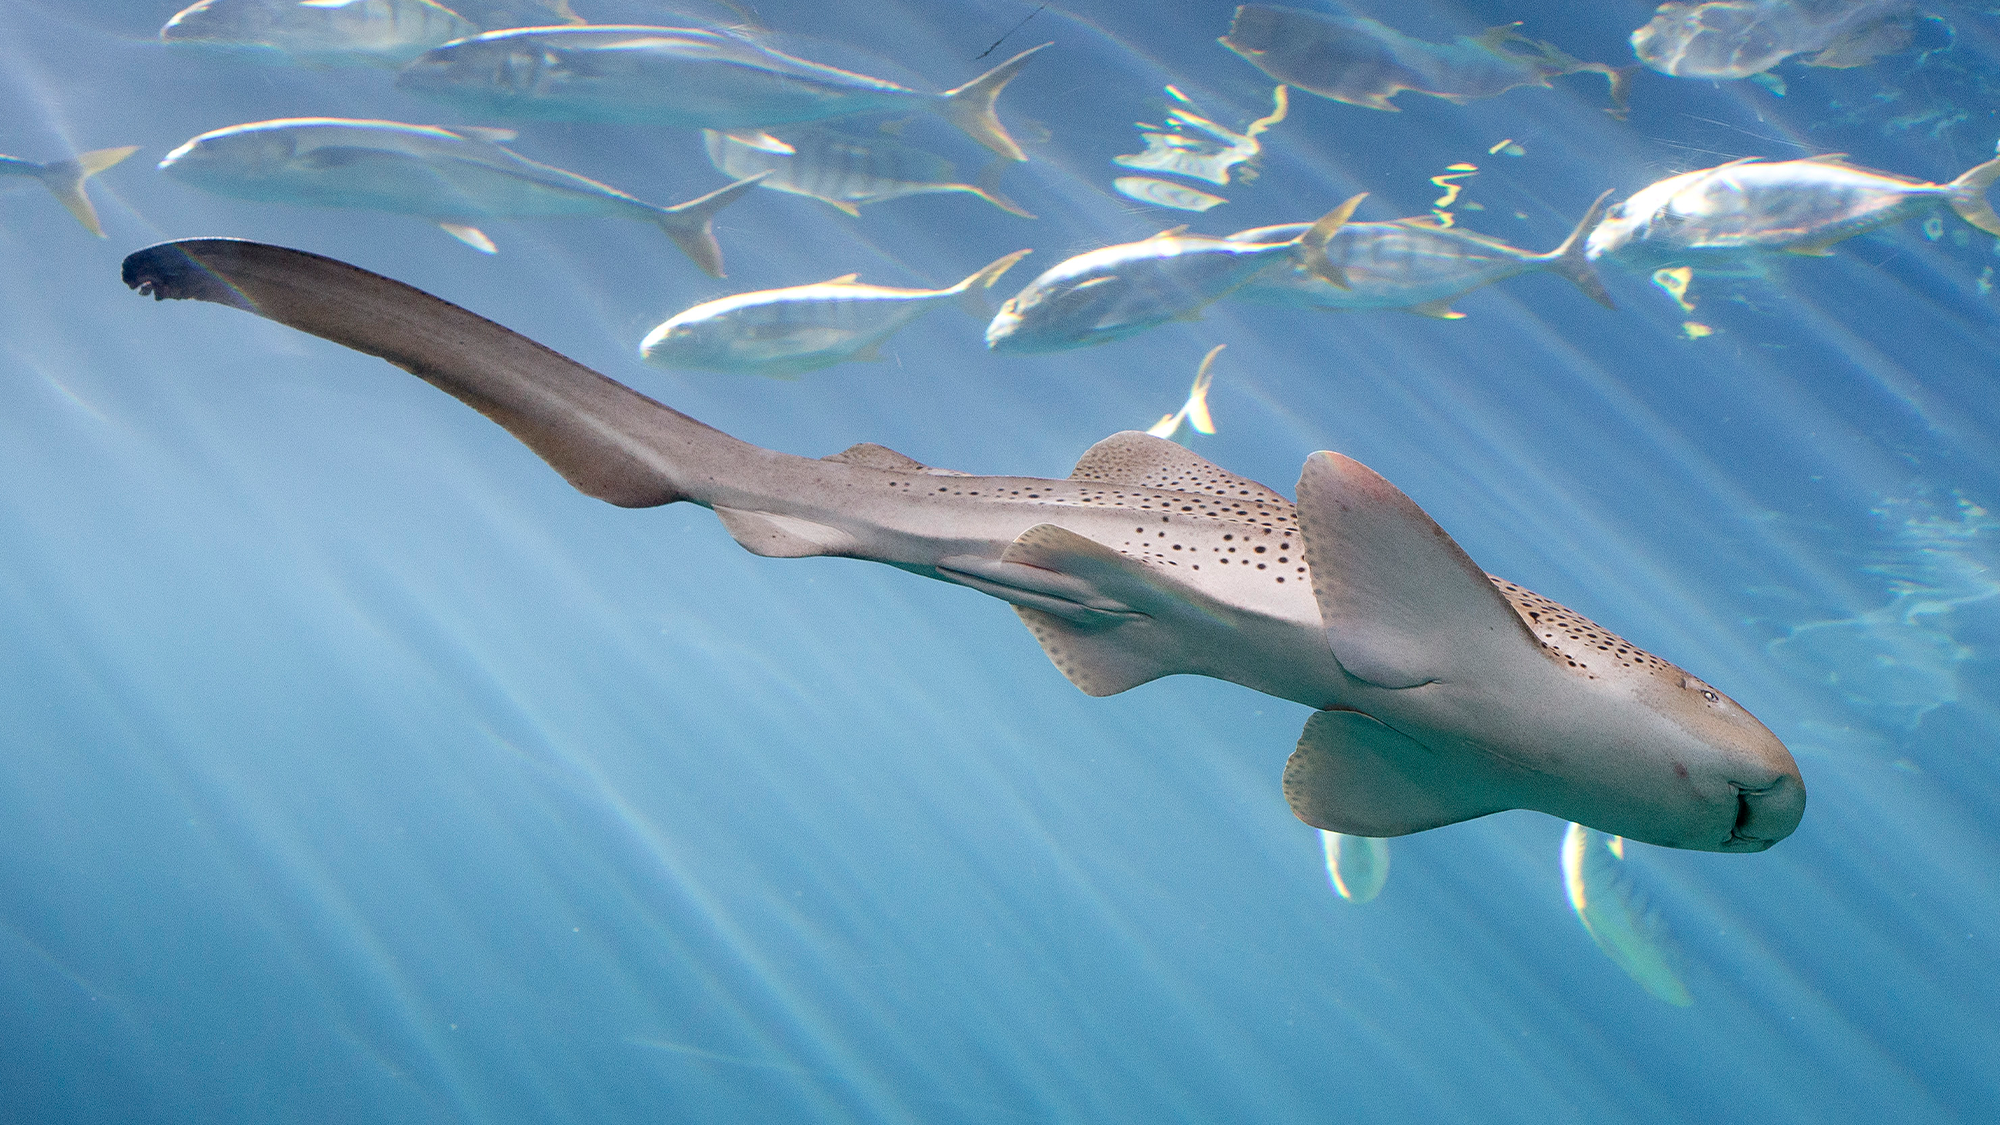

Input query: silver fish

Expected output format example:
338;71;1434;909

1113;176;1227;213
123;238;1808;853
157;117;763;275
397;27;1048;161
641;249;1030;376
1585;152;2000;266
1;146;138;237
160;0;478;68
703;125;1032;217
986;196;1362;353
1632;0;1914;80
1220;5;1633;118
1227;192;1613;318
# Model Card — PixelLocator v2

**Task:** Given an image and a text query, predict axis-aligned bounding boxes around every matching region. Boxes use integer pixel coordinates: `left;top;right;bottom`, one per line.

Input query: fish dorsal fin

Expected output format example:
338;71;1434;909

1145;224;1191;240
1284;710;1511;835
822;273;861;285
1070;431;1288;504
1294;451;1544;689
823;441;930;471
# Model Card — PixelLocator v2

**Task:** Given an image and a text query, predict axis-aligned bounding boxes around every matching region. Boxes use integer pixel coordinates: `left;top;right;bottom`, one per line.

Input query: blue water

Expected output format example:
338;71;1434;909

3;1;1997;1121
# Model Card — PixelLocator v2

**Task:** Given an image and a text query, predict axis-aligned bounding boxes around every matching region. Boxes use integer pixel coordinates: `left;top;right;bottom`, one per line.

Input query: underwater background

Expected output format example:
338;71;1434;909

3;0;1998;1121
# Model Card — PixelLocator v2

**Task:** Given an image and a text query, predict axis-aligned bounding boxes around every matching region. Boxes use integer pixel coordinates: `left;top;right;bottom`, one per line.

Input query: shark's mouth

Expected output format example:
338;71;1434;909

1726;774;1806;851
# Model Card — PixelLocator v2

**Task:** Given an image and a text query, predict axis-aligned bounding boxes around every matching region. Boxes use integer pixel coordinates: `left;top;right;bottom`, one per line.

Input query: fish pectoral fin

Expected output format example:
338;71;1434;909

941;525;1216;696
1284;710;1509;836
439;223;498;253
1069;430;1288;504
712;506;857;558
1295;451;1545;689
1405;299;1465;319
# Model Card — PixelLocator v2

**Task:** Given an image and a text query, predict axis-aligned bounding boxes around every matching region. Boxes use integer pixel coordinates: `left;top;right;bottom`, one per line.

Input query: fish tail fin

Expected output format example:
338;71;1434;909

1947;154;2000;237
1293;193;1365;289
122;240;746;509
937;42;1050;162
949;248;1032;314
1600;64;1639;120
1184;344;1221;434
1538;189;1617;310
33;145;138;237
656;173;768;277
972;159;1036;218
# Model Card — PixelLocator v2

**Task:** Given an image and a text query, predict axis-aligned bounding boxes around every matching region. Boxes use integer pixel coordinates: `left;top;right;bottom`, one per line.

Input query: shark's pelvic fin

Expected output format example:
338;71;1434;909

1296;451;1544;689
1069;431;1289;505
1283;709;1510;835
941;523;1222;696
712;507;857;558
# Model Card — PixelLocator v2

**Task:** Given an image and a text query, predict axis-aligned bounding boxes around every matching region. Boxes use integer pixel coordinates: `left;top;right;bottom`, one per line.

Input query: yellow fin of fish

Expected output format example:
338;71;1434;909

1146;344;1223;438
439;223;497;253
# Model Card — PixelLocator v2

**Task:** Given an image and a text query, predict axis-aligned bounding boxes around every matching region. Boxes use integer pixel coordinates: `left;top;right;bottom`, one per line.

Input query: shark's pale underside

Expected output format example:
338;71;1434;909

121;239;1806;853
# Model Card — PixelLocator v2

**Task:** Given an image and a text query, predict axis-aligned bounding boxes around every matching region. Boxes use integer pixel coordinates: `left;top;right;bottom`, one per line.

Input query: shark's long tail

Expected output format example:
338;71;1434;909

1536;189;1617;310
656;172;768;278
937;42;1049;162
121;239;748;508
1947;154;2000;237
31;145;138;237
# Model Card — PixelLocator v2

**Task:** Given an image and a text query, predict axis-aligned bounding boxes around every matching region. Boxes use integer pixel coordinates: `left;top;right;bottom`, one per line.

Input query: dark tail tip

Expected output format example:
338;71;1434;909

122;240;258;311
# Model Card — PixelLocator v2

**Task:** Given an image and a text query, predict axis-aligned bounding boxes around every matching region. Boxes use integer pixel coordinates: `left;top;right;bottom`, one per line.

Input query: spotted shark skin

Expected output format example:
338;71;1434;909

121;238;1806;853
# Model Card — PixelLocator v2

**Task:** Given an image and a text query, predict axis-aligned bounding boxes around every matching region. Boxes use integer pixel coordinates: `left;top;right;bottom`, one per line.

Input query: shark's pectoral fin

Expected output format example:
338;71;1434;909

940;524;1219;696
1070;431;1289;504
1283;710;1510;835
1295;452;1546;689
712;507;857;558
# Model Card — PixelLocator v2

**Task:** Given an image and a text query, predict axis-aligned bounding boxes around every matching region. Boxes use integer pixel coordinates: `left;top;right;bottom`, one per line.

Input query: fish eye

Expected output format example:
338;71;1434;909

1701;689;1719;703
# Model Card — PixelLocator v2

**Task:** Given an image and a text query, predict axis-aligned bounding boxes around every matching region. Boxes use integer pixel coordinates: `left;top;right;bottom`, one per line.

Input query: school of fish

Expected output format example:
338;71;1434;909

22;0;2000;954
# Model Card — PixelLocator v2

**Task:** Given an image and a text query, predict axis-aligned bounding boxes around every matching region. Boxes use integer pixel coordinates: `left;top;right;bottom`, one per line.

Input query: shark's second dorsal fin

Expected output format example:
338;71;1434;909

824;442;928;471
1070;431;1289;505
1295;451;1545;689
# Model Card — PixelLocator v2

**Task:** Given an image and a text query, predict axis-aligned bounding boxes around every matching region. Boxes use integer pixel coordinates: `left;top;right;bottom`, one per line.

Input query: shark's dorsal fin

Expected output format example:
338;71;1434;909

1295;452;1544;689
823;442;929;471
1070;431;1289;504
1284;710;1511;835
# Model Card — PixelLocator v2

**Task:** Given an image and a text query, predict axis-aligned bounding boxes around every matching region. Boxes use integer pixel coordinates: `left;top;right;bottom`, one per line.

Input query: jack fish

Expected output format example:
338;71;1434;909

1;145;138;237
985;196;1362;353
123;238;1808;853
703;125;1032;217
397;27;1048;161
1220;5;1632;117
1632;0;1914;80
1227;191;1614;318
160;0;477;67
158;117;764;274
1585;152;2000;266
641;249;1030;376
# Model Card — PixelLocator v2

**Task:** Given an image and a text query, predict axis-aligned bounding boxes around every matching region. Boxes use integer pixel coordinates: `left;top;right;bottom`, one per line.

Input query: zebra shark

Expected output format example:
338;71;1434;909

121;239;1805;853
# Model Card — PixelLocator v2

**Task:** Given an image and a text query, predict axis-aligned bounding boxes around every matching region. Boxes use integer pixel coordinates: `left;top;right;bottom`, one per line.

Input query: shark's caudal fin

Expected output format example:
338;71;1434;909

1538;189;1617;310
1284;709;1510;835
32;145;139;237
947;248;1033;313
657;173;768;278
1947;154;2000;237
121;239;745;507
937;42;1049;162
1294;451;1545;689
